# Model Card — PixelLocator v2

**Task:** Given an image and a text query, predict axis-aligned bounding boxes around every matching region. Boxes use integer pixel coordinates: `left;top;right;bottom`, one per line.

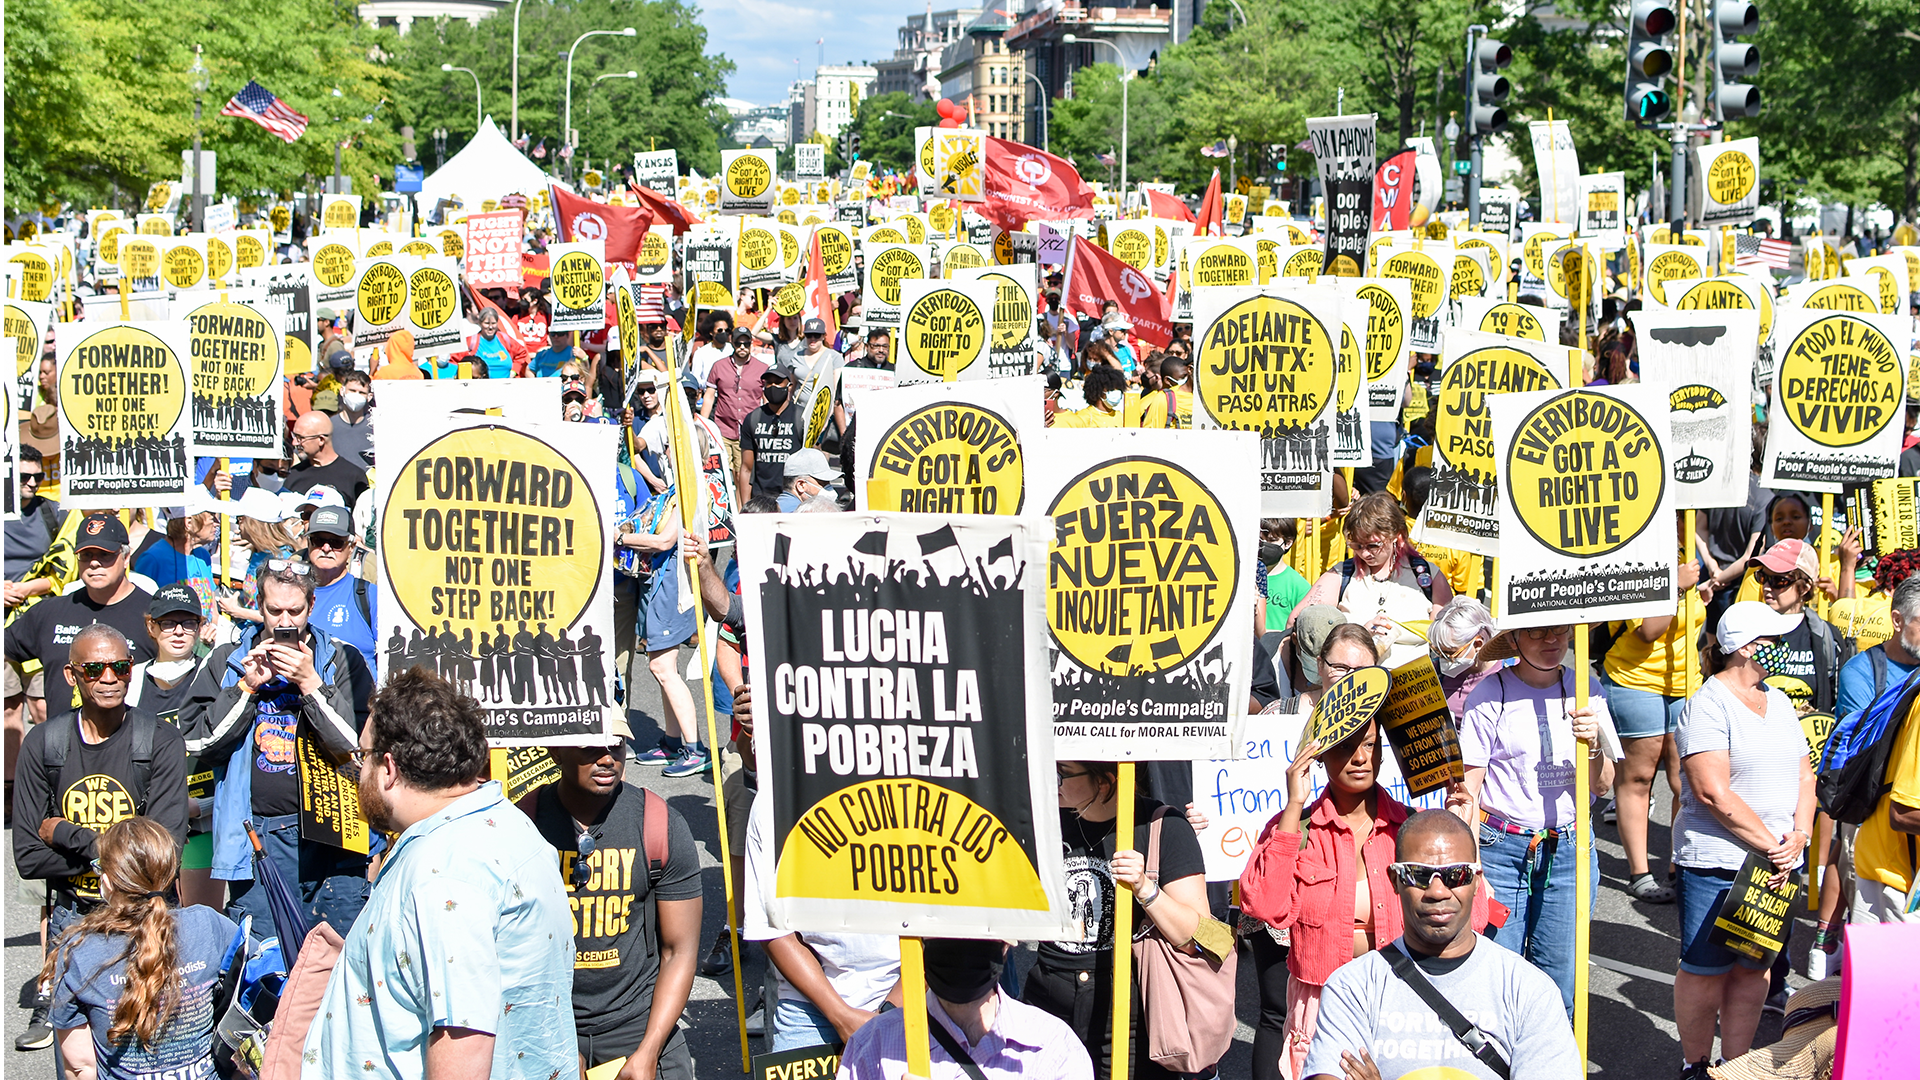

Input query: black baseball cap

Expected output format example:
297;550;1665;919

803;317;828;336
148;584;203;620
306;505;354;539
74;513;129;553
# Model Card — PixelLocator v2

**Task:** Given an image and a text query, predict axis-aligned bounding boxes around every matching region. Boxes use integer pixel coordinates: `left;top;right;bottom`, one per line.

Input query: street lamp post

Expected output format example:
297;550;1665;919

441;64;482;132
1227;133;1238;192
1023;70;1050;152
511;0;528;141
1063;34;1127;192
433;127;448;171
564;27;637;179
190;45;207;231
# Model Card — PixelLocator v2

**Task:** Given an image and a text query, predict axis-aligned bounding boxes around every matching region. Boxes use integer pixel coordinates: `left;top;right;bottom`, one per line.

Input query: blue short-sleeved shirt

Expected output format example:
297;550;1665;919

52;904;240;1080
301;782;576;1080
311;573;378;662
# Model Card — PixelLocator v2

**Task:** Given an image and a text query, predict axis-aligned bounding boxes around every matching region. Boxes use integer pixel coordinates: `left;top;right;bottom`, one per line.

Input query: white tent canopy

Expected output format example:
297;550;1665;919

414;116;563;210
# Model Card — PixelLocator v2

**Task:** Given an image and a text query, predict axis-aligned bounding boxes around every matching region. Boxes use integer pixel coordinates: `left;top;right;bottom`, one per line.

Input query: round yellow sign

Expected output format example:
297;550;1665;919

1777;314;1902;448
60;324;187;447
1282;248;1323;278
401;239;438;258
980;271;1033;350
942;244;987;271
409;265;458;335
205;235;234;281
322;200;358;229
161;245;207;290
550;250;603;313
365;240;395;258
1523;230;1566;280
313;242;356;289
1646;250;1703;303
235;233;268;268
9;252;52;301
1111;228;1152;271
1436;344;1560;481
1195;294;1336;436
1799;282;1877;312
1047;458;1239;676
355;261;408;326
773;281;806;318
119;238;160;280
1310;667;1391;747
739;227;779;273
779;228;800;268
727;154;773;199
869;248;925;306
184;301;280;402
1859;267;1901;314
1451;253;1487;299
1381;251;1446;319
380;425;606;643
693;281;734;308
817;227;853;278
1356;284;1406;383
902;288;988;380
1508;391;1666;557
98;226;128;265
901;216;928;245
438;229;465;260
868;402;1023;514
928;202;955;236
1189;243;1255;288
637;230;671;277
1706;151;1757;206
1254;238;1279;282
1673;279;1770;341
1475;302;1547;341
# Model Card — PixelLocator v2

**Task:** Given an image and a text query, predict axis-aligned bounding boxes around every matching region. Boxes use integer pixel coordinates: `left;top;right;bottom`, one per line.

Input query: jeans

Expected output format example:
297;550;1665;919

771;998;840;1052
1478;821;1596;1019
1598;671;1686;739
224;812;372;940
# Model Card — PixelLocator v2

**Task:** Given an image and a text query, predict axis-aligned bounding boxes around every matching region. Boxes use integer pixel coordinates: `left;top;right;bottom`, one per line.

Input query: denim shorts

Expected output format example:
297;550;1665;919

1598;671;1686;739
1677;865;1771;976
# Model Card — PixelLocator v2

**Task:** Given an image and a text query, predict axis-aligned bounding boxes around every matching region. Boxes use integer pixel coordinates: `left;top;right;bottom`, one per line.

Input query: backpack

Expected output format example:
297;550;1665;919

1816;662;1920;824
352;576;371;627
1337;552;1436;603
42;710;158;814
518;786;670;890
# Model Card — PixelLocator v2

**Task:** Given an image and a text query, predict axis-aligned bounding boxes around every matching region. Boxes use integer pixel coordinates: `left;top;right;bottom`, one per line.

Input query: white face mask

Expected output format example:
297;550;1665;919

1434;652;1477;678
340;391;369;412
1103;389;1124;409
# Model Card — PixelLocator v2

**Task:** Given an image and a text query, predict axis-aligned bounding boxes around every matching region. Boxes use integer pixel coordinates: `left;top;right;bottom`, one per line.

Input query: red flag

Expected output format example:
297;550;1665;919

1143;189;1194;223
549;184;652;263
629;183;704;234
1194;169;1226;238
1064;236;1172;348
802;228;838;340
1372;149;1417;232
978;137;1095;232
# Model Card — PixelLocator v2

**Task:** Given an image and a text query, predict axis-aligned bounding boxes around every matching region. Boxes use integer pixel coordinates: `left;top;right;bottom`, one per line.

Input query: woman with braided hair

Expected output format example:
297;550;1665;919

43;817;240;1079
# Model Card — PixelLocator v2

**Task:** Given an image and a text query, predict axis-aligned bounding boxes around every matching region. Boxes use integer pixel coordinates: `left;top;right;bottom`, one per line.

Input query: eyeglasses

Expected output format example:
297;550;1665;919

572;832;597;889
308;535;350;552
18;472;43;486
154;617;200;633
1319;660;1360;681
1350;537;1393;557
1521;625;1572;641
265;558;312;576
1388;862;1482;890
1057;769;1091;786
292;433;329;445
71;660;133;681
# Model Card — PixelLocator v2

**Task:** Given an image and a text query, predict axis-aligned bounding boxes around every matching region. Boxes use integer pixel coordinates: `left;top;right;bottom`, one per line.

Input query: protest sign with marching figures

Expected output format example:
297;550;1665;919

172;292;284;455
1418;329;1567;556
55;321;196;508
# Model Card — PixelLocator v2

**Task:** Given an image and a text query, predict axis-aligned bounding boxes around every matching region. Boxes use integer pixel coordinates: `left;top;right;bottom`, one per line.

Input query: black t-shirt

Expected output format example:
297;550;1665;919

1756;619;1822;712
247;680;307;816
285;455;370;505
1041;795;1206;970
1704;474;1769;568
4;587;156;675
532;782;703;1041
741;401;802;499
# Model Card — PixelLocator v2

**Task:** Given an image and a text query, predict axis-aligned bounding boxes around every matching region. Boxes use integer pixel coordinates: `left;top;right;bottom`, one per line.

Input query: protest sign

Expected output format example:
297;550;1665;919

893;278;996;386
1342;278;1412;414
1643;243;1709;304
1528;120;1580;225
721;150;778;215
172;292;284;455
735;218;785;290
633;149;679;192
407;256;463;360
1634;308;1759;509
835;367;897;421
1762;310;1908;492
855;376;1042;514
861;242;930;330
233;228;273;270
752;1046;840;1080
1856;477;1920;556
1576;172;1628;250
93;222;130;282
1418;329;1566;556
1493;384;1677;625
435;225;466;260
309;232;360;308
115;235;162;294
1332;297;1372;466
808;223;858;292
375;415;618;745
1659;275;1774;366
7;300;52;412
1040;429;1259;760
203;232;235;285
1457;296;1553;342
739;513;1072;938
1307;114;1377;276
1786;279;1879;313
1310;666;1391;748
1383;655;1465;798
948;264;1037;379
793;142;825;180
1453;230;1510;283
1191;285;1342;516
937;241;990;273
1451;246;1494;301
929;130;987;202
298;732;370;854
320;194;361;231
1376;245;1453;352
463;210;524;290
1691;138;1762;228
1516;223;1570;296
55;321;196;509
371;377;560;424
684;234;738;311
7;246;56;303
1275;244;1325;279
159;234;210;291
632;225;674;285
1844;253;1912;317
350;254;415;348
546;241;607;332
1707;853;1802;966
241;264;314;375
1107;221;1156;273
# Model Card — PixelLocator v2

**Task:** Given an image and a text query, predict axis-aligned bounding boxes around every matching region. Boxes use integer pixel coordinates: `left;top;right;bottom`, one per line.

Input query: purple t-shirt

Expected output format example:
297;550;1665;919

1460;666;1611;831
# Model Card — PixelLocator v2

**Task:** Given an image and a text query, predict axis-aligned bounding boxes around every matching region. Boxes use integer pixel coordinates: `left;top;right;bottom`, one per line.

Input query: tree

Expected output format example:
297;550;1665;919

838;93;939;176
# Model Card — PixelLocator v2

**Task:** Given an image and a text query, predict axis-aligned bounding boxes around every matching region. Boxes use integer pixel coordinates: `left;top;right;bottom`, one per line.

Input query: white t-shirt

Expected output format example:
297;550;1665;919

1460;667;1616;831
1674;675;1808;871
690;343;730;385
744;792;901;1010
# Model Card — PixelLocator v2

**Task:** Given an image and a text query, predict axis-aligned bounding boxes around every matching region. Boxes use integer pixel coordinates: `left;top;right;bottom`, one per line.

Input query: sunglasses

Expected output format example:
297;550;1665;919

1388;862;1481;890
72;659;133;681
572;832;598;889
308;535;351;551
18;472;43;485
1758;569;1802;588
266;557;312;576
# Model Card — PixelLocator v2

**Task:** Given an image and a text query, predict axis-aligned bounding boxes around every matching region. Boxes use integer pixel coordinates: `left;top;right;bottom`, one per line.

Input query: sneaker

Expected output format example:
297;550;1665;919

700;930;734;976
634;744;677;767
15;996;53;1051
1762;988;1789;1016
1601;799;1618;825
1678;1060;1711;1080
745;1008;765;1036
662;746;712;779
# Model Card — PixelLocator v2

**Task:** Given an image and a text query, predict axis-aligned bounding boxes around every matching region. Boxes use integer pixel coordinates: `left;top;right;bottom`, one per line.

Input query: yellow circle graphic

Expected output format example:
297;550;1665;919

1111;228;1152;271
98;226;127;264
739;227;778;272
1524;230;1566;279
1646;251;1703;302
980;272;1033;350
902;288;987;381
355;262;408;326
614;282;638;360
817;228;852;277
1046;457;1239;676
694;281;734;308
550;250;604;312
1800;283;1877;312
322;200;358;229
870;248;925;306
1673;279;1770;341
184;301;280;402
235;233;267;268
1152;225;1170;268
1777;315;1902;448
1508;391;1666;557
1475;302;1547;341
1328;253;1362;278
928;202;955;234
1436;344;1560;482
1196;294;1336;435
779;228;800;267
365;240;395;258
379;425;606;643
1189;243;1254;288
1337;323;1362;413
637;230;671;276
804;375;835;445
1381;251;1445;319
401;239;438;258
1706;151;1756;206
1546;246;1597;302
7;305;40;376
942;244;987;271
313;242;356;289
409;265;458;333
1860;267;1900;314
438;229;465;260
867;402;1023;514
1282;248;1323;278
60;324;187;446
727;154;772;199
867;226;907;245
162;245;206;289
1451;253;1487;298
773;282;806;318
119;238;160;280
1254;238;1279;282
205;235;233;281
1356;284;1406;382
902;216;928;245
1310;667;1390;747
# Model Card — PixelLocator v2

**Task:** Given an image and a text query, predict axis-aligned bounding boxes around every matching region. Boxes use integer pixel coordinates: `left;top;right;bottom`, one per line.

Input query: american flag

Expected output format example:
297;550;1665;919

220;81;308;143
1735;233;1793;271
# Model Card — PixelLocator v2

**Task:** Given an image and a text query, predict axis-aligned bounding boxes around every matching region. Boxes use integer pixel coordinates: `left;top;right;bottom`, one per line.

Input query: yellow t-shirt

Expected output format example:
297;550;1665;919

1855;710;1920;892
1830;593;1893;650
1052;405;1123;429
1603;586;1707;696
1136;385;1194;429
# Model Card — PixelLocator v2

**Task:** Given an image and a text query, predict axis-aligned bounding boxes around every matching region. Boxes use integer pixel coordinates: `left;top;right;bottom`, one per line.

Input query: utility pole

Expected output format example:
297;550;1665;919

190;45;207;231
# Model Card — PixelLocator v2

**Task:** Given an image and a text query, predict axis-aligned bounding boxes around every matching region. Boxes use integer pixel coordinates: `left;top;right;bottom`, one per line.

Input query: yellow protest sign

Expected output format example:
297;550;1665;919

54;321;195;507
1309;667;1391;749
896;280;993;385
1383;655;1464;797
175;296;283;455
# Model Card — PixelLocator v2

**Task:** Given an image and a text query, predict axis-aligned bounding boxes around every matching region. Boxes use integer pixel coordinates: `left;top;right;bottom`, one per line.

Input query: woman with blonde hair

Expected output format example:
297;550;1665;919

44;817;240;1079
1291;492;1453;669
214;513;296;626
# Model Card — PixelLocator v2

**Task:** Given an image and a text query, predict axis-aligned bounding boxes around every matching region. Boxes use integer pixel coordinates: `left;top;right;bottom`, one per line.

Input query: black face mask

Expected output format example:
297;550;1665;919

1259;541;1286;566
922;940;1006;1004
764;384;790;407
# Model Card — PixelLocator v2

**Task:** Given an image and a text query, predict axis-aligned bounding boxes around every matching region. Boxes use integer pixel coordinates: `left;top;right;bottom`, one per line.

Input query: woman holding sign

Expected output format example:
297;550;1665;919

1290;495;1452;671
1448;623;1615;1019
1671;602;1816;1076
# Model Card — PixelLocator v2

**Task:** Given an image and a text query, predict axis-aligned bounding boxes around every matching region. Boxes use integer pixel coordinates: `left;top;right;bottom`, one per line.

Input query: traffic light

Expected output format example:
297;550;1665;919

1470;38;1511;135
1624;0;1676;124
840;129;853;162
850;132;862;162
1712;1;1761;120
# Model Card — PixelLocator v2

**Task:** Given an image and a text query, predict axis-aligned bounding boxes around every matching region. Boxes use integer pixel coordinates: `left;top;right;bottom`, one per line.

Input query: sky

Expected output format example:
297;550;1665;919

698;0;921;106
